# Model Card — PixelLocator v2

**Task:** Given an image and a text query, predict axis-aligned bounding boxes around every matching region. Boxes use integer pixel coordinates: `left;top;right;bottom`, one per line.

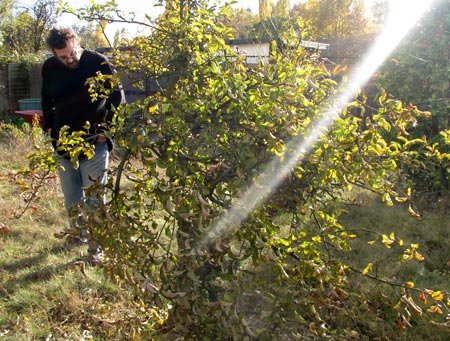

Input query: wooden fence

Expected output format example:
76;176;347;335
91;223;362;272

0;62;151;119
0;62;42;115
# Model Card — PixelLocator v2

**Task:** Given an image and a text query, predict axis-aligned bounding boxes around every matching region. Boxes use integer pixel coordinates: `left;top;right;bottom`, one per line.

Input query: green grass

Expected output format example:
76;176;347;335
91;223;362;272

341;191;449;285
338;191;449;340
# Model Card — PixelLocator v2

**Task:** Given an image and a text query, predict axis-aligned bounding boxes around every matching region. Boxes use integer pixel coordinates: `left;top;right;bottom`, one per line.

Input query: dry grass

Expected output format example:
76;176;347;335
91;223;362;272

0;122;151;340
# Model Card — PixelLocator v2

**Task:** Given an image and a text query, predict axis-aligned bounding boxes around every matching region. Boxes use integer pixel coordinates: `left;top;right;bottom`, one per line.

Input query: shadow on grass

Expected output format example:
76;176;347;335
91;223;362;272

1;243;68;273
3;226;44;238
0;243;90;300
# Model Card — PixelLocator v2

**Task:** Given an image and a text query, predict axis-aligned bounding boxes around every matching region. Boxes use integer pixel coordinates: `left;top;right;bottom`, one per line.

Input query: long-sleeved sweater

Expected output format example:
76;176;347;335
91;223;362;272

41;49;125;155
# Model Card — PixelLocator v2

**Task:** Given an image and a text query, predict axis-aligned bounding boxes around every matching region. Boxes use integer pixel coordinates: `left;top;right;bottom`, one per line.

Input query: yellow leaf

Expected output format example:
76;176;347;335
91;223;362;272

382;192;393;206
368;240;376;245
404;281;414;288
402;249;414;261
408;205;422;219
148;104;159;113
362;263;373;275
381;234;394;248
415;251;425;262
431;291;444;301
395;196;409;203
427;305;443;314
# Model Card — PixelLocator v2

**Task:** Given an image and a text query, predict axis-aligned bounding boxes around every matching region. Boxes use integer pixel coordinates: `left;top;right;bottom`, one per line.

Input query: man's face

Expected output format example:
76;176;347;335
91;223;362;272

54;39;82;69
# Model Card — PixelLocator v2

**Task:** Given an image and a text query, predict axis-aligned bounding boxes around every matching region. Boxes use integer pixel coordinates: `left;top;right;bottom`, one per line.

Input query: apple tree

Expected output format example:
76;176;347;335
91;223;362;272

21;0;449;338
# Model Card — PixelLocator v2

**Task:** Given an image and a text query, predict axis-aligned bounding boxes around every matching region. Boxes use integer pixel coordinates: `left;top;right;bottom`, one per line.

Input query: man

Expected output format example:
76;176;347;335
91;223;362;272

41;27;125;265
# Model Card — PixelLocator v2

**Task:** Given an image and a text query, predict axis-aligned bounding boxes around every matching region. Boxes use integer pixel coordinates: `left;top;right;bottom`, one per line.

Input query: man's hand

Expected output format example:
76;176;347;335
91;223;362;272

97;135;107;142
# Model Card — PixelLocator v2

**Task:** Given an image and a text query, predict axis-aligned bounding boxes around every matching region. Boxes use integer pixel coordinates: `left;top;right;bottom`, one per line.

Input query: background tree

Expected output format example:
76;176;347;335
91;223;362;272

274;0;290;17
375;0;450;194
0;0;56;56
73;22;110;50
259;0;272;20
250;15;302;39
113;27;127;47
296;0;368;39
0;0;14;13
0;11;34;56
220;7;257;39
30;0;57;53
291;0;376;84
0;0;15;43
371;0;390;25
94;20;110;47
250;0;306;40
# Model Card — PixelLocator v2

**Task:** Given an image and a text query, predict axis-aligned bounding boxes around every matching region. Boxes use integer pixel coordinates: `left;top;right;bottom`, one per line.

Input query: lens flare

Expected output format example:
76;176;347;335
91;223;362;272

198;0;436;248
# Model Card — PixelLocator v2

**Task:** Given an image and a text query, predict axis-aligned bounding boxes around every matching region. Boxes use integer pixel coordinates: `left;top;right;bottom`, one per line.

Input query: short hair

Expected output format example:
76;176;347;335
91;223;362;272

46;27;80;50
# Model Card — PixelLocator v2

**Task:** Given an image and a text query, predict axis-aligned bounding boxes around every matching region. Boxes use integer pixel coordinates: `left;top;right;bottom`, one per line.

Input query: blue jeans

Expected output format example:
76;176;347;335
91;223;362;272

58;141;109;226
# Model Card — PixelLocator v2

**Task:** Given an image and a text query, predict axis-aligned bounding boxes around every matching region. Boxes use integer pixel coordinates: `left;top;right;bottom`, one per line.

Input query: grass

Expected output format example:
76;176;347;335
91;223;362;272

341;190;449;287
338;191;450;340
0;121;448;340
0;123;147;340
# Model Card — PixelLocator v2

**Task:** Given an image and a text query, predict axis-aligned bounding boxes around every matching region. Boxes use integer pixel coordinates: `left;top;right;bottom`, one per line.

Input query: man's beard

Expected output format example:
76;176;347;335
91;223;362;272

67;60;79;69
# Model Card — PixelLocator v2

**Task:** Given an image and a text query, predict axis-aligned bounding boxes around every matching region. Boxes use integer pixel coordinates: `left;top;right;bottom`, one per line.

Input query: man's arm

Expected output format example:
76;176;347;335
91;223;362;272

41;62;55;134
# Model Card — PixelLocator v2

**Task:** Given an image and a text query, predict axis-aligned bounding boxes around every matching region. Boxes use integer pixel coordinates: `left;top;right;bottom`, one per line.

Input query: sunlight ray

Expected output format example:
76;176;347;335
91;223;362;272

198;0;437;248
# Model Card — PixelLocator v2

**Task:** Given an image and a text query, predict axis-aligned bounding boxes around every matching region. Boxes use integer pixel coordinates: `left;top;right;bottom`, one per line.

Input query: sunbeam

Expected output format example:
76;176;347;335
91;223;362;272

198;0;437;248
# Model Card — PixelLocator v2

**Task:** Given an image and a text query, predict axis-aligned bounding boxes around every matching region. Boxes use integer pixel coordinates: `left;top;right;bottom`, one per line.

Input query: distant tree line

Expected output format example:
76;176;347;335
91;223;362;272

0;0;119;61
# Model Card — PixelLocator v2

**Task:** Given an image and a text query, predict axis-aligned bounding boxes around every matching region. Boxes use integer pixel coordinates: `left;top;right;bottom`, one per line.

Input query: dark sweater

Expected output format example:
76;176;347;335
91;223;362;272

41;49;125;153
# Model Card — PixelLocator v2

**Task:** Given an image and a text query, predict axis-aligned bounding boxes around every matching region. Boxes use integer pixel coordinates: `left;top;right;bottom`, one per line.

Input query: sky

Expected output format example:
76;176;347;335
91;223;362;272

17;0;379;14
15;0;301;40
16;0;288;16
17;0;377;40
17;0;378;20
